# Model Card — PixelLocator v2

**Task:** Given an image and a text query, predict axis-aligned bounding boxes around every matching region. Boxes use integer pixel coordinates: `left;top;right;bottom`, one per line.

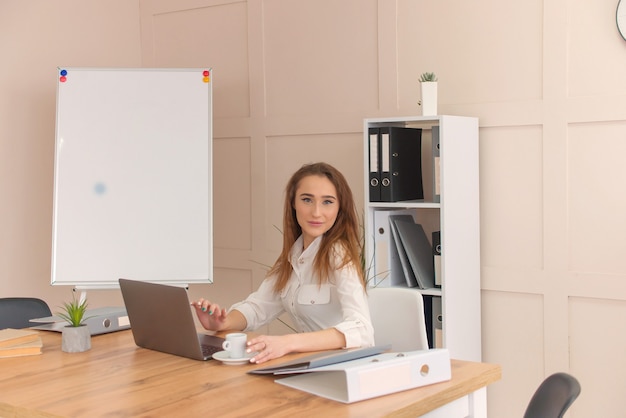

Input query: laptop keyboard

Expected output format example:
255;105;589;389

201;344;222;358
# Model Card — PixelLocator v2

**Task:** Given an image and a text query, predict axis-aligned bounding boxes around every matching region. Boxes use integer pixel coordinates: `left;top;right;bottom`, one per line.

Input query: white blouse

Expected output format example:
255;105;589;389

230;235;375;348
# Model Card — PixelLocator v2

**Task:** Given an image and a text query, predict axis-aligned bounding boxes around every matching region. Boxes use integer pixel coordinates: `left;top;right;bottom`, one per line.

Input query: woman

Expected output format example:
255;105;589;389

192;162;374;364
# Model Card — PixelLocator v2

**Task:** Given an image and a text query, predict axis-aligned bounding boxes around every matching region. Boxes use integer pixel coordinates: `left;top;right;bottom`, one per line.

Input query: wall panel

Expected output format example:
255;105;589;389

568;0;626;97
397;0;543;107
213;137;252;251
568;121;626;275
480;126;544;270
263;0;379;116
569;296;626;416
481;290;545;417
141;0;251;119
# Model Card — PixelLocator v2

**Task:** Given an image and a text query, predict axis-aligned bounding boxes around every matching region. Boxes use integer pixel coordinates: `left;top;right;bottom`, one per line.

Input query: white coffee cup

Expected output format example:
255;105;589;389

222;332;247;358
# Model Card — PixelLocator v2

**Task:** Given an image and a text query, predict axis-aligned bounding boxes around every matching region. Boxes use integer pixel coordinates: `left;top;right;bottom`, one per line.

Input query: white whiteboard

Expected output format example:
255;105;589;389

52;68;212;287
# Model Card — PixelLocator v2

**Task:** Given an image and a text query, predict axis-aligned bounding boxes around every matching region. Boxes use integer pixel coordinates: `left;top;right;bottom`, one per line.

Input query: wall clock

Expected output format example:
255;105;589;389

618;0;626;40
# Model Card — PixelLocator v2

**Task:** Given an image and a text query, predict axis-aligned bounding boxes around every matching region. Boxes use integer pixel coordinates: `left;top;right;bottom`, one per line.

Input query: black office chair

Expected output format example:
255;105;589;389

0;297;52;329
523;372;581;418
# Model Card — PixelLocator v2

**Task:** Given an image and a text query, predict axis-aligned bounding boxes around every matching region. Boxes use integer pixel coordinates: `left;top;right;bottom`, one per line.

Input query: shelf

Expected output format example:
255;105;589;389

374;285;442;297
363;115;481;362
367;201;441;209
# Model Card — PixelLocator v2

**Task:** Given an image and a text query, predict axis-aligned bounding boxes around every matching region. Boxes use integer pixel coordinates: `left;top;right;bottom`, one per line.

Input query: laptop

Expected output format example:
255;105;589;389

119;278;224;361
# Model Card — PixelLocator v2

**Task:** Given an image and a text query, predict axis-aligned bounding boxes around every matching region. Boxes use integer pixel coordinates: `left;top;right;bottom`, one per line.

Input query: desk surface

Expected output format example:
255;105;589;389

0;330;500;418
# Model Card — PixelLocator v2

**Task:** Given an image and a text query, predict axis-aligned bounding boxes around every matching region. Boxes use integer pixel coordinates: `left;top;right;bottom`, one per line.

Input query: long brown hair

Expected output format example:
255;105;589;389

268;162;365;292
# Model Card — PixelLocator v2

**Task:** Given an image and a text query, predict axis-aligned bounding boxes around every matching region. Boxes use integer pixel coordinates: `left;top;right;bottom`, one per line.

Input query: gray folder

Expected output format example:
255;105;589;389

391;218;435;289
389;214;419;287
248;345;389;375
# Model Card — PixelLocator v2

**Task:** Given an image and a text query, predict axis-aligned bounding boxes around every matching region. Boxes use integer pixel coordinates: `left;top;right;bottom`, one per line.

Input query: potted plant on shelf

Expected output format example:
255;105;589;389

57;295;92;353
418;72;438;116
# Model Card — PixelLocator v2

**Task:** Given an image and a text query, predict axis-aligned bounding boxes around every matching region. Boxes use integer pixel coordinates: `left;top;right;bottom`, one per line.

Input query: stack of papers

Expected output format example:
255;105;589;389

0;329;43;358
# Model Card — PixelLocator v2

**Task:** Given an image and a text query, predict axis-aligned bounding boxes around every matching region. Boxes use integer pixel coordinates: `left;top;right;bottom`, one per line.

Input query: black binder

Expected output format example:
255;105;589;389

423;295;434;348
422;295;442;349
432;296;443;348
432;230;441;287
369;126;423;202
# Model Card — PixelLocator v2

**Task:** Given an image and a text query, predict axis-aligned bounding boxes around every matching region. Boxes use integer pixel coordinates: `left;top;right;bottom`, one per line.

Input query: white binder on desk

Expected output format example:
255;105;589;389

276;349;451;404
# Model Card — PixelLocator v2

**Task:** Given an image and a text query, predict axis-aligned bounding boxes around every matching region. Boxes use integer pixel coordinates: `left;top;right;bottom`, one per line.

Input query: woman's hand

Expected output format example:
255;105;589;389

246;335;292;364
190;298;228;331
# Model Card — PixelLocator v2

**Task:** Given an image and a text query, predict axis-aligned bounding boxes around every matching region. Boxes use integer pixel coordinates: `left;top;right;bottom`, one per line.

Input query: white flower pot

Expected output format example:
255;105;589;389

62;325;91;353
420;82;438;116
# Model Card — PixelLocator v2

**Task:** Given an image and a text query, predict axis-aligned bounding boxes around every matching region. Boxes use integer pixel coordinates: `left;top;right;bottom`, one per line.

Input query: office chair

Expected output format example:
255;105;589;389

523;372;581;418
0;297;52;329
367;287;429;352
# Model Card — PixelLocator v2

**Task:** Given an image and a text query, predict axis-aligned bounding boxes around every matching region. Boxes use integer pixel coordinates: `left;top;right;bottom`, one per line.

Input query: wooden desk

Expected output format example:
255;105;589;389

0;331;500;417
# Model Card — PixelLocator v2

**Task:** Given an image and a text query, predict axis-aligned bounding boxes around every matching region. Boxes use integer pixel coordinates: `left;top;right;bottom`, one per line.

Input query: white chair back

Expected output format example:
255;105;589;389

367;287;429;351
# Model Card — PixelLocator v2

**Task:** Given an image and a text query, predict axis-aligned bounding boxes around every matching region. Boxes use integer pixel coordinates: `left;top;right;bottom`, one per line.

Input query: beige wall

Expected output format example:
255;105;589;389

1;0;625;416
0;1;142;309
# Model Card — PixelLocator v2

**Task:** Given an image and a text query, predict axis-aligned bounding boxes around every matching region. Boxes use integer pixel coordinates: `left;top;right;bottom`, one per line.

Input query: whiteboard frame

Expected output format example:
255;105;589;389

51;67;213;287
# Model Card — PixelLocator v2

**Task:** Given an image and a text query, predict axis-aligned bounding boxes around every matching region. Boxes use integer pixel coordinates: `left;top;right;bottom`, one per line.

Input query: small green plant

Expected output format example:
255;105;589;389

57;295;90;327
419;72;438;82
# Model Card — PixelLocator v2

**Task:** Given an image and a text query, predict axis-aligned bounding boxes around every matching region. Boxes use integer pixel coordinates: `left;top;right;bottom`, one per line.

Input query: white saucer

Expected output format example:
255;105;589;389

212;350;254;365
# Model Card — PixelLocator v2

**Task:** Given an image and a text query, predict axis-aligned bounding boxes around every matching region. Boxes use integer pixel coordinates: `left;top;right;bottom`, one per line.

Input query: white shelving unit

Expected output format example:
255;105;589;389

364;115;481;362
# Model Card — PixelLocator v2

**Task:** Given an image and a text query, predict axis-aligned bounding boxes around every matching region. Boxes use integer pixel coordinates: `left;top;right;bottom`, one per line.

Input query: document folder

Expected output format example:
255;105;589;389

433;230;442;287
368;128;381;201
370;127;423;202
392;217;435;289
432;125;441;203
373;209;415;287
248;345;389;375
389;214;419;288
276;349;451;404
432;296;443;348
30;307;130;335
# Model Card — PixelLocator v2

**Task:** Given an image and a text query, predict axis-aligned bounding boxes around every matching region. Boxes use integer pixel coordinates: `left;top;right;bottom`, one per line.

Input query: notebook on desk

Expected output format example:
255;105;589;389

119;278;224;361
